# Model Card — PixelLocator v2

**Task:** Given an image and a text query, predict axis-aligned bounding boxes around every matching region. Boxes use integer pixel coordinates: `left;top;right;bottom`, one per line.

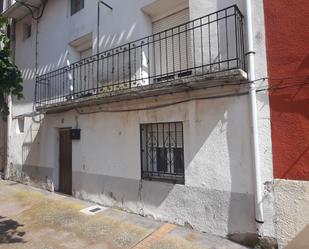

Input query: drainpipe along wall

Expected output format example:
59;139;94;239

245;0;264;236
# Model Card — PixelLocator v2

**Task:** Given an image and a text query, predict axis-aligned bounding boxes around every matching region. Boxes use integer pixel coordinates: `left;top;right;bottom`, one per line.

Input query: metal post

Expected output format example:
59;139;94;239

97;1;113;92
73;65;76;99
128;43;131;88
97;1;113;55
97;1;100;92
97;0;100;55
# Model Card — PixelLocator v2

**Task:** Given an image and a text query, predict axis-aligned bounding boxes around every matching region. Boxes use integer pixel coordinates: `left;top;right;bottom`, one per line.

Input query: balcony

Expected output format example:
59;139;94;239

2;0;43;18
35;5;247;112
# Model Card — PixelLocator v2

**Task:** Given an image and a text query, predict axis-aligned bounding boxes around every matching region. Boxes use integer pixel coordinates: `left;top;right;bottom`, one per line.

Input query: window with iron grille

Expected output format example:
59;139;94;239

140;122;184;184
71;0;84;16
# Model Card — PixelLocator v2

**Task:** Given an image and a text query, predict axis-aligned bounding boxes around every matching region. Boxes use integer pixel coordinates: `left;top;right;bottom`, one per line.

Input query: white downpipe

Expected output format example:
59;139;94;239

245;0;264;236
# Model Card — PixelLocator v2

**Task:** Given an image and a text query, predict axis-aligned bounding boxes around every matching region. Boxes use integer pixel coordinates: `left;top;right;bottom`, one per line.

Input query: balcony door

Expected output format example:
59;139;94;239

152;8;192;81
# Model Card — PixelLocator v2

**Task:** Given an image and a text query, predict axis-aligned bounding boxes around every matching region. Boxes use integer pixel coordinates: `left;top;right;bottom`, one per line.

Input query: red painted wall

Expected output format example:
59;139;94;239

264;0;309;180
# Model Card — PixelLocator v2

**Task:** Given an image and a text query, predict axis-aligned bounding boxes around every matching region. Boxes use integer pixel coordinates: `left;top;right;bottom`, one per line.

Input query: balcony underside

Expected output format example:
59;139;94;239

39;69;247;114
3;0;42;19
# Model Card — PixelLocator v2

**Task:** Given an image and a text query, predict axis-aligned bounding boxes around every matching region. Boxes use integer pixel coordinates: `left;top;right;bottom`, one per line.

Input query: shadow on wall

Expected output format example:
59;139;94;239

269;82;309;180
73;87;256;236
16;3;145;108
270;87;309;119
285;225;309;249
0;119;6;172
225;95;257;236
215;0;257;238
23;118;54;190
9;117;54;191
180;95;255;235
0;216;26;244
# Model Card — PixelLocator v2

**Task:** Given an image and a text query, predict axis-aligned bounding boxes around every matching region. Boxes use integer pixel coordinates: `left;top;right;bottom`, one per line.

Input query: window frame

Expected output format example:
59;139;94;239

140;122;185;184
70;0;84;16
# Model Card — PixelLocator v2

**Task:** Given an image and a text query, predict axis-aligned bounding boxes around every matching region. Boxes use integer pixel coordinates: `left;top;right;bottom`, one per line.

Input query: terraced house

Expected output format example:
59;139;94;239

0;0;308;248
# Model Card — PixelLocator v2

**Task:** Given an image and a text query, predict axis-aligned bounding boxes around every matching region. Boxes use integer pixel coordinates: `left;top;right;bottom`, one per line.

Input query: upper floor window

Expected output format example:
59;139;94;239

23;23;31;40
71;0;84;16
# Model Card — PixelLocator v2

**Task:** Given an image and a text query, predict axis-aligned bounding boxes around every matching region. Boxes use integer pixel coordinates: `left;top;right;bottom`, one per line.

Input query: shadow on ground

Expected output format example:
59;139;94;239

0;216;26;244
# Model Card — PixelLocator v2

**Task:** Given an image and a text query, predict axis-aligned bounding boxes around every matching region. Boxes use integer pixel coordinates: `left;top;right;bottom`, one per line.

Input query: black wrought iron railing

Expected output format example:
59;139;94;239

35;5;245;108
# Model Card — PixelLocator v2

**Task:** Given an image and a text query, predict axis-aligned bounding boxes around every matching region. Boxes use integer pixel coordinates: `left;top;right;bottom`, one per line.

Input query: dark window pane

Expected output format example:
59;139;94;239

157;147;167;172
173;148;184;174
71;0;84;15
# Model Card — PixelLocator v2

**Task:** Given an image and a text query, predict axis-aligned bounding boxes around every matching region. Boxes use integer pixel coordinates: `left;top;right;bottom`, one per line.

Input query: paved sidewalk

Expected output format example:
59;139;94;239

0;180;248;249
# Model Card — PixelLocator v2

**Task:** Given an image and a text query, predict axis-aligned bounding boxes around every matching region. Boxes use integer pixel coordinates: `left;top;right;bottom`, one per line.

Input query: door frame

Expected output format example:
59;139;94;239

58;127;72;195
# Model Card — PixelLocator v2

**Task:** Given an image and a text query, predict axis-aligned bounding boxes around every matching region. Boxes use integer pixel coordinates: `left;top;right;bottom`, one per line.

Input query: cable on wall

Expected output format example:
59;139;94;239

74;78;309;115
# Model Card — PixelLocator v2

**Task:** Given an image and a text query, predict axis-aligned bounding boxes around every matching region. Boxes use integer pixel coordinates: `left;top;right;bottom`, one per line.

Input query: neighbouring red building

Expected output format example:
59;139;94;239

264;0;309;180
264;1;309;248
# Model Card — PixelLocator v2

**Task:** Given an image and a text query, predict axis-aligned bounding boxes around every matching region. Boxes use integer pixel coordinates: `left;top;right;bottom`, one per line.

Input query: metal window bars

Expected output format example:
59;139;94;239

35;5;245;108
140;122;184;184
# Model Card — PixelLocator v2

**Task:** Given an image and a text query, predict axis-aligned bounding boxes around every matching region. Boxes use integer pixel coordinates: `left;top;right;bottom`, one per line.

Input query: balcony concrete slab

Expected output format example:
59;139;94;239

38;69;247;114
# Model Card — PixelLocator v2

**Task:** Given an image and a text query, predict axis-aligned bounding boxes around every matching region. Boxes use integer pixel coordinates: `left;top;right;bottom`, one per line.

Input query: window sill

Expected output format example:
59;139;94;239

142;176;184;185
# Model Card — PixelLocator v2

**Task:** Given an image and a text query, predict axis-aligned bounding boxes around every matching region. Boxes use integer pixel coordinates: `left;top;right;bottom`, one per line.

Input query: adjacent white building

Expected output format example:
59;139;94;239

1;0;279;246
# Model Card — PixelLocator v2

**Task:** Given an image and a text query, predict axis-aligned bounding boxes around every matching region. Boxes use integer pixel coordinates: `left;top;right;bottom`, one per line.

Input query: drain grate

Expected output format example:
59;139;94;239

89;207;101;213
80;205;107;215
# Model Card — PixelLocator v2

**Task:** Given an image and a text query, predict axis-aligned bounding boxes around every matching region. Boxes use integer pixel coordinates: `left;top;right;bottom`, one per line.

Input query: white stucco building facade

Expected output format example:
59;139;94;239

1;0;281;246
